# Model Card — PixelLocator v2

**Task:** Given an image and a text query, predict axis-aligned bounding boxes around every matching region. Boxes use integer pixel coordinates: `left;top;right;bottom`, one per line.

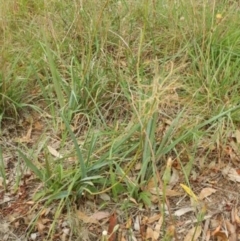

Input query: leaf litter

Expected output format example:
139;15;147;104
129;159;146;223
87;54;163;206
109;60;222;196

2;113;240;240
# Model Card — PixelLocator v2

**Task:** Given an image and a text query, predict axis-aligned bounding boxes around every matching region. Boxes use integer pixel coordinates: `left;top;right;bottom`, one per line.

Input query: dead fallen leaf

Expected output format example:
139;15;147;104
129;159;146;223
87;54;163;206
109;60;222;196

30;233;37;240
222;166;240;182
168;168;179;187
76;210;99;224
202;218;210;241
134;215;140;231
166;225;176;239
205;230;211;241
36;218;46;234
108;211;117;241
47;145;63;158
154;217;163;232
90;211;109;221
16;123;33;143
146;227;154;240
149;187;182;197
234;208;240;224
222;165;231;176
153;230;160;240
126;217;132;229
211;230;228;241
226;143;239;163
99;193;111;201
174;207;194;217
135;162;142;170
61;228;70;241
226;220;237;241
211;219;221;230
198;187;217;200
62;228;70;235
140;222;147;240
41;218;51;224
147;214;162;224
33;121;43;131
147;177;156;190
0;222;9;234
184;226;201;241
129;197;138;205
40;208;51;216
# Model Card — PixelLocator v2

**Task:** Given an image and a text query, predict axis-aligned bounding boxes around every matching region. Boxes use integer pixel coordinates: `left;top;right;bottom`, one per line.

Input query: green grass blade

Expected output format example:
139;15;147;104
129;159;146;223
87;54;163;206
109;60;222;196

0;147;6;190
18;150;44;181
61;113;86;178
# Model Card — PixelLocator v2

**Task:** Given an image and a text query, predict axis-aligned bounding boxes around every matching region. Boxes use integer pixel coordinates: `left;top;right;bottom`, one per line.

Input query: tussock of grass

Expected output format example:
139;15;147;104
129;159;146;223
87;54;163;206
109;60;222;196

1;0;240;239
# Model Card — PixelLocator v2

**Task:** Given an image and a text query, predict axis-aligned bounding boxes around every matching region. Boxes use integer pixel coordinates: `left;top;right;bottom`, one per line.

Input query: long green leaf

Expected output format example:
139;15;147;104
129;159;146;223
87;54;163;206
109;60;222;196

18;150;44;180
61;113;86;178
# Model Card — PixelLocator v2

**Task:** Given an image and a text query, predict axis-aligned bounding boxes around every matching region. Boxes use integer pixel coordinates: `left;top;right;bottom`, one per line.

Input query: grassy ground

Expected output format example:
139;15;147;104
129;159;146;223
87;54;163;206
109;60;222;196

1;0;240;240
